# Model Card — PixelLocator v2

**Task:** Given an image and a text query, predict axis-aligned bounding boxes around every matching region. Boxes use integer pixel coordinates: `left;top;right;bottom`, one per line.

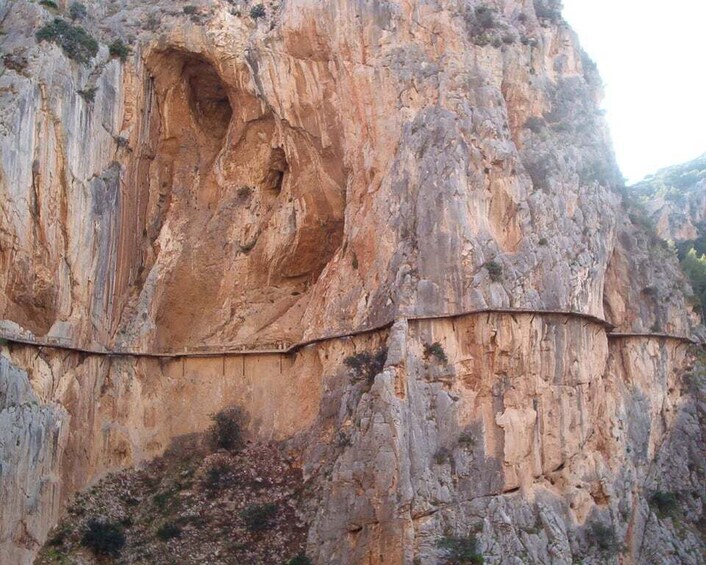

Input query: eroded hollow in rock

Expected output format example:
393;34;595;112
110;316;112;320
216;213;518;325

263;147;287;196
116;48;347;348
183;57;233;142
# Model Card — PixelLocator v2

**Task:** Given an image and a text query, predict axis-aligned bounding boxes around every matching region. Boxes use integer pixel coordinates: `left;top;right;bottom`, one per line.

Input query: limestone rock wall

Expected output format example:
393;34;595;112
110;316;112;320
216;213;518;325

630;153;706;243
0;357;67;565
0;0;704;563
1;0;695;350
2;312;702;564
302;314;702;564
0;337;335;563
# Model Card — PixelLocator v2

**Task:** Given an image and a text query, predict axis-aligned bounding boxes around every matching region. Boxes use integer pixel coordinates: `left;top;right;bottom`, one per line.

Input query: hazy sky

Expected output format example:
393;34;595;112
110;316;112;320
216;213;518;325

562;0;706;183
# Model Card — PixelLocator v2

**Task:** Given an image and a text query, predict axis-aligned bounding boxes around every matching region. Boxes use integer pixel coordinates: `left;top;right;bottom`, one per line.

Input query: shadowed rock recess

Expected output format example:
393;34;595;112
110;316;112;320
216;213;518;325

0;0;704;563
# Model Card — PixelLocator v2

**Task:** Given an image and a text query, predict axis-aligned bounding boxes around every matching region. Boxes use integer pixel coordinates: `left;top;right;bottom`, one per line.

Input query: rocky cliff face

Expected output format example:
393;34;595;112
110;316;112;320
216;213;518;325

0;0;704;563
630;154;706;244
629;155;706;325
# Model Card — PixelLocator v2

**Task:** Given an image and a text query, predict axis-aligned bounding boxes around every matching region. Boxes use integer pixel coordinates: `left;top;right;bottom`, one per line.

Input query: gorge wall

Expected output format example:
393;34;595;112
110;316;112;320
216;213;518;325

0;0;704;563
630;153;706;244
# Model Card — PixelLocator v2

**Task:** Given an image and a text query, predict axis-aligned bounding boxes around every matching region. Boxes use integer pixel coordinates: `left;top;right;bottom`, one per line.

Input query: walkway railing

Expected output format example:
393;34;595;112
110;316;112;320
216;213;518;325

0;308;696;359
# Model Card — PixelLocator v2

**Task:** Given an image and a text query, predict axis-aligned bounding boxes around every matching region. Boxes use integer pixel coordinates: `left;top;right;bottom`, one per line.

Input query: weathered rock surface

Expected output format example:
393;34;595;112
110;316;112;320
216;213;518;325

1;0;695;350
0;357;67;565
299;315;703;564
628;154;706;332
630;154;706;244
0;0;704;563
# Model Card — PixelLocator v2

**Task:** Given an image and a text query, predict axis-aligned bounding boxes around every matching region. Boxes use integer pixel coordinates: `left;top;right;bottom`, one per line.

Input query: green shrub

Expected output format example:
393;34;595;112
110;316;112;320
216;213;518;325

250;4;266;19
202;458;232;493
143;12;161;31
438;535;484;564
287;555;313;565
538;237;548;246
156;522;182;541
344;348;388;387
473;33;491;47
68;1;87;21
588;522;620;555
649;491;679;518
458;431;476;448
39;0;59;9
434;447;452;465
502;33;515;44
241;503;277;532
109;39;131;62
424;342;448;364
534;0;563;22
80;519;126;557
183;5;198;15
152;488;179;512
474;6;496;30
77;87;97;102
209;407;245;451
466;5;500;46
483;260;503;282
36;18;98;64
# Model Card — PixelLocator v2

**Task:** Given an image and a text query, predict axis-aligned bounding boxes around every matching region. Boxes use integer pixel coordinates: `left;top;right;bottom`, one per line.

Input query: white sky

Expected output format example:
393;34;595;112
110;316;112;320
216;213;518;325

562;0;706;183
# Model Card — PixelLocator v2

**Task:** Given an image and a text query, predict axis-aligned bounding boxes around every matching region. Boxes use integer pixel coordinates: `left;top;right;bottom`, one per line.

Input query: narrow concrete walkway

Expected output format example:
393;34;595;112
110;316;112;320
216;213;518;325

0;308;695;359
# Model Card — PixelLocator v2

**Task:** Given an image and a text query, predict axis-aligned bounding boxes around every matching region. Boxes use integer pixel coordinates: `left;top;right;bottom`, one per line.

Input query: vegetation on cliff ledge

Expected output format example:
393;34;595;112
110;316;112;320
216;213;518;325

631;153;706;201
108;38;131;62
344;347;388;388
36;18;98;64
438;534;484;564
36;408;309;564
68;2;87;21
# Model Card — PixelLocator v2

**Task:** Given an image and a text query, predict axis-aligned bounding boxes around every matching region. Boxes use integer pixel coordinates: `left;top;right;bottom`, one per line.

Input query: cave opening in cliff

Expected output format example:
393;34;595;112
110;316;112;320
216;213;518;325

181;56;233;142
120;46;349;350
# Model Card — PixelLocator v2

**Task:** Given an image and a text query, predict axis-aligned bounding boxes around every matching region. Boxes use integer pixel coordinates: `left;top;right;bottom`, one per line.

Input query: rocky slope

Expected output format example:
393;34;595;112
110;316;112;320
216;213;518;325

35;427;309;565
0;0;704;563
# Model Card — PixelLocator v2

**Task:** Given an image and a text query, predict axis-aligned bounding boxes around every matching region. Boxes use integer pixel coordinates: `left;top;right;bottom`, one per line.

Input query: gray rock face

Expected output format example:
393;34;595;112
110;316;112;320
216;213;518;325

0;0;704;564
631;154;706;243
0;356;67;565
628;155;706;334
300;314;706;564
